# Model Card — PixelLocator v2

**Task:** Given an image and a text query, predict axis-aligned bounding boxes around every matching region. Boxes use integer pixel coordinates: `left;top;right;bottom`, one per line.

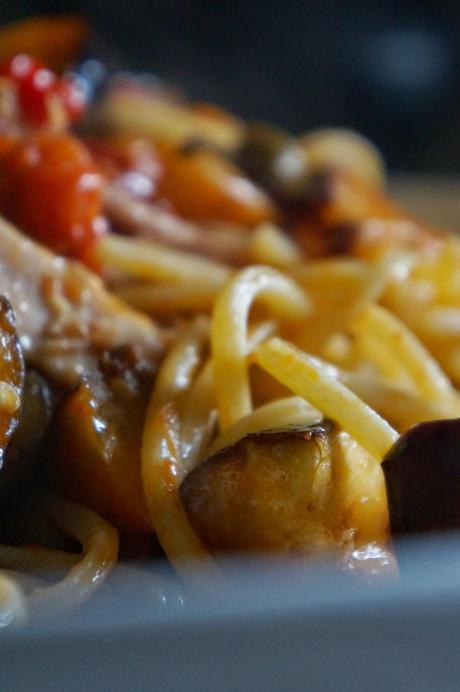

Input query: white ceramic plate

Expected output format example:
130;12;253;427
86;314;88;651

2;536;460;692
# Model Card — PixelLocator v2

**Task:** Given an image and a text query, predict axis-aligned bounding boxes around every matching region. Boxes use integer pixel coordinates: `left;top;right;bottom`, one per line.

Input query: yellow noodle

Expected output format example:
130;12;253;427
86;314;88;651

95;87;243;150
291;257;393;353
342;371;460;431
141;403;222;585
98;234;231;285
209;395;322;455
352;332;415;387
114;281;220;315
0;545;79;577
141;318;222;581
211;266;311;429
322;333;354;366
351;304;454;401
151;317;209;411
401;305;460;340
248;223;302;267
412;238;460;303
28;496;119;618
442;347;460;384
256;337;398;459
179;360;217;471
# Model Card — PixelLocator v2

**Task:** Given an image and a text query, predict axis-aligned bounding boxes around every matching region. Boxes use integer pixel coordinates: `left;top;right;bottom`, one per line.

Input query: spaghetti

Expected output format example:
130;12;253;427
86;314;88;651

0;16;459;624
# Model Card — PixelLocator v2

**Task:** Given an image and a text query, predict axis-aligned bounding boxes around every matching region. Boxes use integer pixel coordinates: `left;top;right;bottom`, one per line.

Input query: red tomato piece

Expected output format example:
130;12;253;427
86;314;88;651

0;132;106;257
17;66;56;126
0;53;43;81
56;74;87;122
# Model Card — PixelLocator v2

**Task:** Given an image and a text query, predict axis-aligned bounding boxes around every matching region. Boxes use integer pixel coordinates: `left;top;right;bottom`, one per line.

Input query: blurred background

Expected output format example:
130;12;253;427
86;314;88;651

1;0;460;174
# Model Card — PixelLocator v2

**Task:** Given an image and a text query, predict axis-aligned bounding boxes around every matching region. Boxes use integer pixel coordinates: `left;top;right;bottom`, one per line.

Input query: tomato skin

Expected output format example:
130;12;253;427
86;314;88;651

0;55;54;127
0;132;105;257
0;133;18;158
0;53;43;81
17;66;56;126
0;54;88;127
56;75;87;122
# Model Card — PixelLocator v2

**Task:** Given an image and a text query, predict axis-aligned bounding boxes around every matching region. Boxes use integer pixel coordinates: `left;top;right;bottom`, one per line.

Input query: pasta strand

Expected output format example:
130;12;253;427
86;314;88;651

141;403;222;585
98;234;231;285
256;337;398;459
212;266;311;429
28;496;119;618
351;304;455;401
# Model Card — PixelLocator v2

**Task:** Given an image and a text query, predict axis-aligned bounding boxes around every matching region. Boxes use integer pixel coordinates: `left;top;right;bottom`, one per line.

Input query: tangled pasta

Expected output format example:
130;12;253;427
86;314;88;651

0;15;460;625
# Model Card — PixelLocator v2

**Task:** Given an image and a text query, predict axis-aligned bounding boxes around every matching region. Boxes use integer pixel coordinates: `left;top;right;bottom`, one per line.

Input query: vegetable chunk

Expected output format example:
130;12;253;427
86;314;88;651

181;423;389;556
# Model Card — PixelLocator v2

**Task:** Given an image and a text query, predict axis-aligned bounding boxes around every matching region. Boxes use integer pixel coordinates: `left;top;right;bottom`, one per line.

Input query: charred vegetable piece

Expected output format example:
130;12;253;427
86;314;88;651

181;424;337;554
0;297;24;467
382;418;460;535
52;369;152;533
156;143;277;226
0;370;52;489
299;128;386;190
237;122;311;203
181;423;389;556
291;170;441;259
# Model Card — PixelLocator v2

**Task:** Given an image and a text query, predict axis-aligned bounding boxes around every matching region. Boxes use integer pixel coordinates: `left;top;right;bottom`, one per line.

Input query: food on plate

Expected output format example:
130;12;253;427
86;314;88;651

0;16;460;625
181;424;388;555
382;418;460;536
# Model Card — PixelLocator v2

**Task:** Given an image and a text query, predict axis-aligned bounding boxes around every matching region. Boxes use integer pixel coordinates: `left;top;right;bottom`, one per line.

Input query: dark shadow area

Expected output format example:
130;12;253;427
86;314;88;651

1;0;460;172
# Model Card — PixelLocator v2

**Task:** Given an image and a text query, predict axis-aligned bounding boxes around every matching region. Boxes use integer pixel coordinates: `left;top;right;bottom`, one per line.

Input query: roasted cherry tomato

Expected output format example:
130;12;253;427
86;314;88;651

0;54;54;127
0;132;105;258
16;64;56;126
0;53;43;81
0;133;18;158
0;54;88;127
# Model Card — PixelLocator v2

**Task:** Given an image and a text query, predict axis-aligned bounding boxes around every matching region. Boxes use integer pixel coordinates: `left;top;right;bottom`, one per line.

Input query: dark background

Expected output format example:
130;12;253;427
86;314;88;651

2;0;460;172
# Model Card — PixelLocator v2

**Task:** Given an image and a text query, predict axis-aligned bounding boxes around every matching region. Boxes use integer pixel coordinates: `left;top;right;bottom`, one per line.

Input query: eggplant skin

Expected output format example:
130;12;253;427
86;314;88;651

0;297;24;465
180;422;347;554
382;418;460;535
0;371;52;491
237;122;311;203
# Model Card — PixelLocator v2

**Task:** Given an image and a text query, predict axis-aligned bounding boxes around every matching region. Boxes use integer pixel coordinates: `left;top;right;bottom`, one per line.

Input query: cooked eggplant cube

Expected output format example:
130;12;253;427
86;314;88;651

0;370;52;490
382;418;460;534
180;423;336;554
181;422;389;557
238;122;311;203
0;297;24;466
